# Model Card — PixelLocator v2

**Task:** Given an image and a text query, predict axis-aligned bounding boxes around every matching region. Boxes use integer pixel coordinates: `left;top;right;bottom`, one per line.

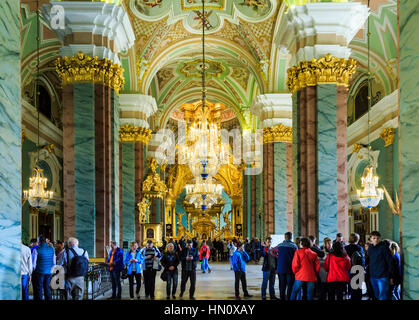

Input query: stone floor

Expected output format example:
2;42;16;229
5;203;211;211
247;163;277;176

101;261;266;300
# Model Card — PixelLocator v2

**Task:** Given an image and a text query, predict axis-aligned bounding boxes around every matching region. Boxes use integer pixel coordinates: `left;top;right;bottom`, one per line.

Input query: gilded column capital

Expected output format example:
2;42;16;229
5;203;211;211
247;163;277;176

379;128;396;147
119;123;152;144
55;52;125;94
263;123;293;144
286;54;357;94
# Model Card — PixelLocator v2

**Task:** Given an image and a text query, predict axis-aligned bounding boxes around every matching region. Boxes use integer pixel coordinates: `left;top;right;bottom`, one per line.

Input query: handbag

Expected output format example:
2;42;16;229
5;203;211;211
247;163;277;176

153;258;162;271
160;269;168;282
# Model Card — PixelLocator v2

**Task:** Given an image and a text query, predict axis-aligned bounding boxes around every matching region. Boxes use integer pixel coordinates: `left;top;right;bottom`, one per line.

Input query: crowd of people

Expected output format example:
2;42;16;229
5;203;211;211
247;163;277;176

20;230;401;301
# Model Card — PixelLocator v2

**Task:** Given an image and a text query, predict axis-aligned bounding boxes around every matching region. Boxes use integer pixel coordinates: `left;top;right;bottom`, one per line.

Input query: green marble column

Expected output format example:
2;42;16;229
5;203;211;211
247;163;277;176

121;142;136;245
111;91;120;243
73;83;96;255
292;92;301;236
0;0;21;300
247;174;252;238
400;0;419;300
274;142;287;234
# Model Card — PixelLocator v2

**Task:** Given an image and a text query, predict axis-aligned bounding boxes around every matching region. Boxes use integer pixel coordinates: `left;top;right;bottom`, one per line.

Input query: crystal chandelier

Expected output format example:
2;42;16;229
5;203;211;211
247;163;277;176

357;0;383;209
178;0;228;180
357;166;384;208
185;176;223;210
23;0;53;209
23;168;54;209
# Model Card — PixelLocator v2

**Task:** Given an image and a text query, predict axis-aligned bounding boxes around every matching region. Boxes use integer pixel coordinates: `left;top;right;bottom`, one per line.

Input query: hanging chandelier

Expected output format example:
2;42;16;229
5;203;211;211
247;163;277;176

178;0;228;180
23;0;53;209
357;0;383;209
185;176;223;210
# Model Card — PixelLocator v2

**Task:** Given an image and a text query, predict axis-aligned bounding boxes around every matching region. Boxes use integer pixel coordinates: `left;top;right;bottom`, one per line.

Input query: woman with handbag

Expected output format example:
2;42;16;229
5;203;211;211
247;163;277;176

124;241;145;300
160;243;180;299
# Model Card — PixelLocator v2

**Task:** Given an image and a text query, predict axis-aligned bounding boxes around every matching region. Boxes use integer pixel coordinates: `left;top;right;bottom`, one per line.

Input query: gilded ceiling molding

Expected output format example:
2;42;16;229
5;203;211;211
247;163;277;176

286;54;357;95
56;52;125;94
379;128;396;147
119;123;152;144
263;123;292;144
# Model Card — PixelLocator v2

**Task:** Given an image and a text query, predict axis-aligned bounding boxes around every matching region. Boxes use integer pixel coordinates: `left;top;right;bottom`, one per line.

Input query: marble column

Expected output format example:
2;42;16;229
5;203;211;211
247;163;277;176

121;142;136;245
111;91;120;243
251;175;257;238
134;141;146;242
0;0;22;300
279;1;368;239
400;0;419;300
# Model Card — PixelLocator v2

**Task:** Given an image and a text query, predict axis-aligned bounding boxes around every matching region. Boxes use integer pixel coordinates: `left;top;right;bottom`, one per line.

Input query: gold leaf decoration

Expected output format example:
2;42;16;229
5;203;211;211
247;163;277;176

56;52;125;94
119;123;152;144
263;123;293;144
286;54;357;94
379;128;395;147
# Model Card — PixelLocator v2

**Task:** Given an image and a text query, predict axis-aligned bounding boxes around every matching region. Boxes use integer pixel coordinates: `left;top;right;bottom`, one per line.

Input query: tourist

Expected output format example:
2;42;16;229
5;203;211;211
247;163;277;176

321;237;333;253
275;232;298;300
389;241;402;300
29;238;38;253
364;241;375;300
227;240;237;270
161;242;180;299
192;237;198;249
199;240;212;273
333;233;347;247
260;236;278;300
345;233;365;300
21;242;32;300
124;241;144;300
140;240;162;300
309;235;325;258
32;235;56;300
294;237;301;249
290;237;319;300
106;241;124;300
323;241;351;300
179;236;186;252
61;237;89;300
55;240;65;263
223;239;229;261
232;242;252;300
254;238;261;262
367;231;394;300
180;240;199;299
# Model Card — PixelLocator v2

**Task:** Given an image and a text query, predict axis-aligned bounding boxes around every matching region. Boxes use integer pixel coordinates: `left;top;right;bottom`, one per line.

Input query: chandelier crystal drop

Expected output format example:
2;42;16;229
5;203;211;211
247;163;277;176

357;165;384;208
23;168;54;209
185;176;223;210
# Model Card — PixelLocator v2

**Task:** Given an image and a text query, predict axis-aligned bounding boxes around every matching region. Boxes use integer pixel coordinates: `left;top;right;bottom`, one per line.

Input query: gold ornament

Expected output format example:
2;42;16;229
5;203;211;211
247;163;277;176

137;197;151;224
352;143;363;153
142;158;168;199
379;128;395;147
286;54;356;94
56;52;125;94
263;123;293;144
119;123;152;144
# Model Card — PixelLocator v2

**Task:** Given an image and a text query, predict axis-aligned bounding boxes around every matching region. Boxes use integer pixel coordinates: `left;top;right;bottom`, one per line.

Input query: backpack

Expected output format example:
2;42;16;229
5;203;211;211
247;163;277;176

67;248;88;277
351;250;364;267
202;246;207;256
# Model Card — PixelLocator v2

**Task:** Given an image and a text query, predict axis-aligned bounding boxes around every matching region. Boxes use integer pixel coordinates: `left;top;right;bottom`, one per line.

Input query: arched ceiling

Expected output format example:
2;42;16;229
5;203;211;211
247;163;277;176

122;0;282;129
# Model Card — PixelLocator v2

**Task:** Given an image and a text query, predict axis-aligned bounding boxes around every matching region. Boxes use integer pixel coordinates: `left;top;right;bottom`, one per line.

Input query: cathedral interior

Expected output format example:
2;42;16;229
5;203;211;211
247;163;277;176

1;0;418;300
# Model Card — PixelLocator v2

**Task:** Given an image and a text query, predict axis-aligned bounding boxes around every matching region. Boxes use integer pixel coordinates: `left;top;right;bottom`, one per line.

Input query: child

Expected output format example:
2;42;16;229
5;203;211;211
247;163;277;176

232;242;253;300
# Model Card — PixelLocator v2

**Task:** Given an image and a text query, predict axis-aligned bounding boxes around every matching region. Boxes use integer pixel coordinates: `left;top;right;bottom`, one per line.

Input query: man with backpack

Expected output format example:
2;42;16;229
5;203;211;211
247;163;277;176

60;237;89;300
199;240;211;273
345;233;365;300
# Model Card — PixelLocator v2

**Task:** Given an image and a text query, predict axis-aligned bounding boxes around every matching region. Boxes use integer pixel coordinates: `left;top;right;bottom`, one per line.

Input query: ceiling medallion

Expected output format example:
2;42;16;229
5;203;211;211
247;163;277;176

180;59;225;79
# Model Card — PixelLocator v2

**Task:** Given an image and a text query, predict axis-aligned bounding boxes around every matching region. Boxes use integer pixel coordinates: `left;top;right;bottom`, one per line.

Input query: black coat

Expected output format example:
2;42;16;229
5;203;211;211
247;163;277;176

366;242;394;279
160;252;180;271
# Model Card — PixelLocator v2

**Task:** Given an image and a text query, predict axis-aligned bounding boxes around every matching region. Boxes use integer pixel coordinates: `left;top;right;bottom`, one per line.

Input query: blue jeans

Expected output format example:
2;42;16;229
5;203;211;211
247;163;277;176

201;258;211;272
370;277;389;300
110;271;122;299
290;280;315;300
32;273;52;300
167;270;178;296
278;273;295;300
261;270;276;298
21;275;29;300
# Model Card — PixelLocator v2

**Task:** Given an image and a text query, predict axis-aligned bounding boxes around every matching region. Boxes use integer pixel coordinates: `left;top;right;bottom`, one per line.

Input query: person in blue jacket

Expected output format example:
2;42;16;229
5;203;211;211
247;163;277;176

274;232;298;300
124;241;145;300
232;242;253;300
107;241;124;300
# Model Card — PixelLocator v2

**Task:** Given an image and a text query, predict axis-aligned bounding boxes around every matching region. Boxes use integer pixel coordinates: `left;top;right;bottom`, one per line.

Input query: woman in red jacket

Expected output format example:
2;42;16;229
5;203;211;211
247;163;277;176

323;241;351;300
290;238;320;300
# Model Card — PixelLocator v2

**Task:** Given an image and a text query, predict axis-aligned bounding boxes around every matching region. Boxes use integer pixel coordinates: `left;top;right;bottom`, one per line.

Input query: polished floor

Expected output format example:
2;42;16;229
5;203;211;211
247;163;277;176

101;261;266;300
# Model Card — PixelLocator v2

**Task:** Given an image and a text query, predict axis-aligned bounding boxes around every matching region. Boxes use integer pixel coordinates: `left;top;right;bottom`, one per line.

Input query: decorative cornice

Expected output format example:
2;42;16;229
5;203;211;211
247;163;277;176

263;124;293;144
379;128;396;147
56;52;125;94
286;54;356;94
119;123;152;144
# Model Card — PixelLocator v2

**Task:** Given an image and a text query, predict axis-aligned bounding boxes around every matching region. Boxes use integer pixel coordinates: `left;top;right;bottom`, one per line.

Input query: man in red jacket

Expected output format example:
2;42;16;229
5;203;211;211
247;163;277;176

199;240;212;273
290;238;320;300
